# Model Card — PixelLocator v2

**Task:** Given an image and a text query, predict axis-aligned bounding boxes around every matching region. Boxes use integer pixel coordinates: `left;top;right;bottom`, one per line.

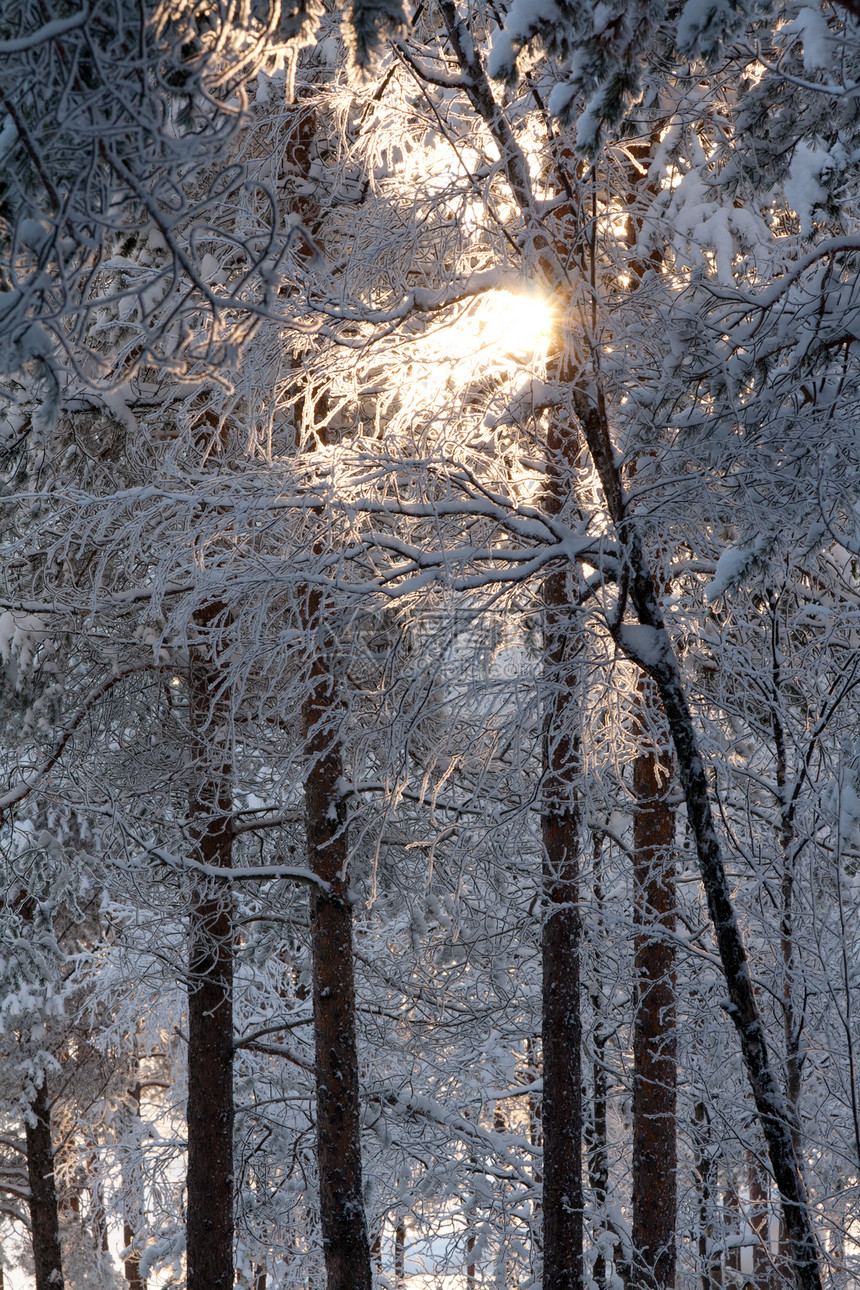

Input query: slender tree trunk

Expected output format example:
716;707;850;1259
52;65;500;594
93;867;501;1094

770;597;804;1157
185;626;235;1290
123;1079;146;1290
569;382;822;1290
724;1178;742;1277
748;1149;772;1290
631;675;677;1290
395;1215;406;1288
587;833;611;1290
523;1034;543;1277
371;1226;383;1280
92;1176;109;1255
25;1076;64;1290
302;585;372;1290
693;1102;721;1290
123;1219;145;1290
540;419;583;1290
19;882;65;1290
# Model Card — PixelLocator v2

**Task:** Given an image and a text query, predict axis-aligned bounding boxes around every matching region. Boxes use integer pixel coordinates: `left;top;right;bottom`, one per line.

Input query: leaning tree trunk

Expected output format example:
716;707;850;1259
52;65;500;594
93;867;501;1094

185;620;235;1290
302;585;372;1290
569;381;823;1290
540;417;584;1290
631;673;677;1290
25;1076;64;1290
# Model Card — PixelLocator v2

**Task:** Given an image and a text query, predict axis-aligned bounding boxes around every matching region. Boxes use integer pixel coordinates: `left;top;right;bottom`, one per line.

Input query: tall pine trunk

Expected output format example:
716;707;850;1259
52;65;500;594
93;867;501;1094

185;623;235;1290
540;420;583;1290
25;1076;64;1290
631;674;677;1290
588;834;611;1290
302;585;372;1290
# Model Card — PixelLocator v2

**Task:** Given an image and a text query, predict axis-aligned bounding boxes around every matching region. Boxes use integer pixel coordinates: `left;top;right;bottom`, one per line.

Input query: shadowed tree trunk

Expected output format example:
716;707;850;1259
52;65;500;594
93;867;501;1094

631;674;677;1290
17;889;64;1290
396;1214;407;1288
302;584;372;1290
25;1076;64;1290
123;1079;146;1290
587;832;611;1290
693;1102;721;1290
540;418;583;1290
185;619;235;1290
748;1148;772;1290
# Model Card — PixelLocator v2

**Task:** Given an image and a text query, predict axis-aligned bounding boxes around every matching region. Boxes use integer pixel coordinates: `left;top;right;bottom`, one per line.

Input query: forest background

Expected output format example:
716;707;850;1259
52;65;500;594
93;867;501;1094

2;3;860;1290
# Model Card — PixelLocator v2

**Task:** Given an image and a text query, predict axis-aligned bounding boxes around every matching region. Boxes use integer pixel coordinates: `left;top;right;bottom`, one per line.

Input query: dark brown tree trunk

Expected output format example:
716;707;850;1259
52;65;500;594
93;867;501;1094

124;1219;145;1290
302;585;372;1290
371;1226;383;1280
587;833;611;1290
523;1034;543;1277
769;599;804;1165
185;627;235;1290
631;675;677;1290
25;1077;64;1290
724;1179;741;1276
540;418;583;1290
748;1149;772;1290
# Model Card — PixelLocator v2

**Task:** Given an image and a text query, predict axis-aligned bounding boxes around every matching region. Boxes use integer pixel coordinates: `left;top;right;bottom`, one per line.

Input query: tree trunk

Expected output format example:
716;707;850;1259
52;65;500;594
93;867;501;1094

302;585;372;1290
631;675;677;1290
748;1149;772;1290
724;1178;741;1277
185;627;235;1290
587;833;611;1290
123;1079;146;1290
396;1215;407;1288
25;1076;64;1290
540;418;583;1290
693;1102;721;1290
570;383;822;1290
769;598;804;1165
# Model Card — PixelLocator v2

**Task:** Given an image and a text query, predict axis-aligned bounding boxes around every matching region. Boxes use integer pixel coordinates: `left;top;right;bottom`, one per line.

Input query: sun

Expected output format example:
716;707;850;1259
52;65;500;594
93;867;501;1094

477;288;555;357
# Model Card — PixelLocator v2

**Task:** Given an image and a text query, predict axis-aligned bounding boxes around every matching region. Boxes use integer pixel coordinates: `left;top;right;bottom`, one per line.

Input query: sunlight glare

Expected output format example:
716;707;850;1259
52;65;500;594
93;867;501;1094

479;289;554;357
